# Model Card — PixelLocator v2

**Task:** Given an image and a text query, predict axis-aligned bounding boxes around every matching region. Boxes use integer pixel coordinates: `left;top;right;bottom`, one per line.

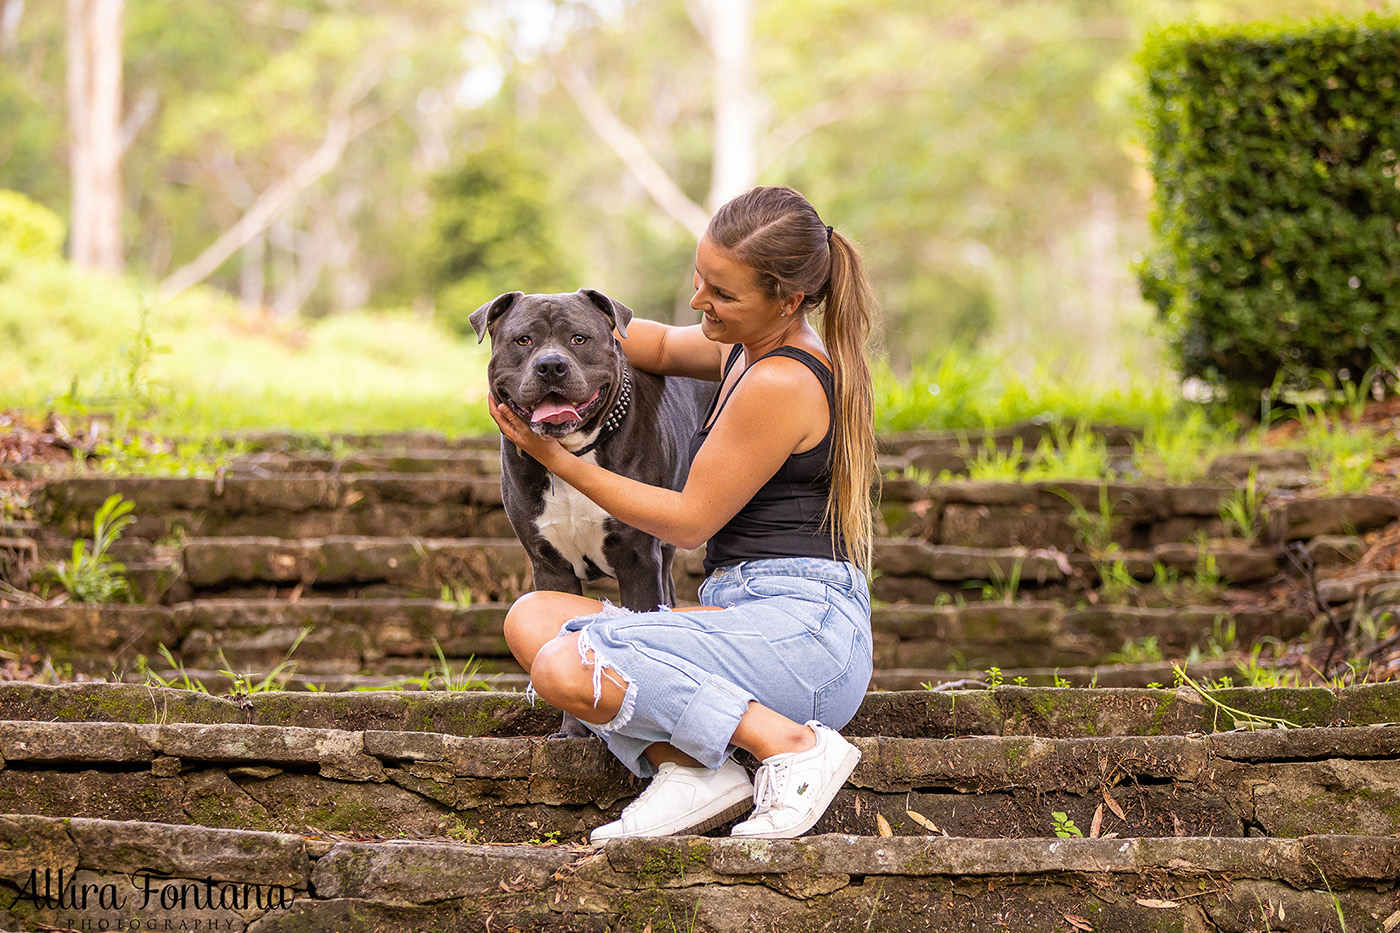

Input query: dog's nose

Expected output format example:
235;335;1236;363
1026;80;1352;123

535;353;570;380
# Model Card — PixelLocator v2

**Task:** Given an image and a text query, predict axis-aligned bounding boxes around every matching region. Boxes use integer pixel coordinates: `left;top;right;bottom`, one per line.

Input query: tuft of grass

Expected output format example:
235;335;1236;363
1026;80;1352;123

1131;406;1241;483
39;493;135;603
1106;635;1163;665
1297;411;1387;494
1219;468;1267;542
1022;421;1112;481
964;436;1026;481
377;641;496;692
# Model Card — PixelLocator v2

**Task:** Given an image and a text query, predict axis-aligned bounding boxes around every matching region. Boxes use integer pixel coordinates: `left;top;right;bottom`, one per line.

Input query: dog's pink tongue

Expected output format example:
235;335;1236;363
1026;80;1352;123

531;398;581;425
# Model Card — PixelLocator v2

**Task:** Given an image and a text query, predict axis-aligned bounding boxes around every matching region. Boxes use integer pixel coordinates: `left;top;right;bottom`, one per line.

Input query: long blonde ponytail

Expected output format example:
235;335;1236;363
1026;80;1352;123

821;231;878;574
707;186;879;573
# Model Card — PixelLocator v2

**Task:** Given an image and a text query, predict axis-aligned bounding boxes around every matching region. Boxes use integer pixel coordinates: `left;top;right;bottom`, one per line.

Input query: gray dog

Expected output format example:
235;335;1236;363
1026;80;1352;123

470;288;713;612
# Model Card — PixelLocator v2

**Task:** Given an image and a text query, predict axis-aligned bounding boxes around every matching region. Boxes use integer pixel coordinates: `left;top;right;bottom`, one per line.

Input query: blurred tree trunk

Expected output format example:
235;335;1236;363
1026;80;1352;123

1;0;24;53
550;0;760;236
66;0;124;272
696;0;756;209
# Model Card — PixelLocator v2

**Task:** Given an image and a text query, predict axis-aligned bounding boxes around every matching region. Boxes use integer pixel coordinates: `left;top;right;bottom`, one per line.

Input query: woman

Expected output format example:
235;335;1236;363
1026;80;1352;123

489;185;878;843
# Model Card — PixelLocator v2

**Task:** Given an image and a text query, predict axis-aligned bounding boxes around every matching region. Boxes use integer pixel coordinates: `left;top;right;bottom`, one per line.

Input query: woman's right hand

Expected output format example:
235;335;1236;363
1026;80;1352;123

489;395;565;468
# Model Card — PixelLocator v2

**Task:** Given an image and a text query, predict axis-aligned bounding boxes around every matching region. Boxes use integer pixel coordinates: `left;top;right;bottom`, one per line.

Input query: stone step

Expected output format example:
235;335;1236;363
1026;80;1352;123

1;813;1395;933
0;597;1310;678
36;470;1396;552
230;448;502;475
1;721;1399;843
34;534;1284;606
123;661;1245;695
6;681;1398;738
32;474;511;541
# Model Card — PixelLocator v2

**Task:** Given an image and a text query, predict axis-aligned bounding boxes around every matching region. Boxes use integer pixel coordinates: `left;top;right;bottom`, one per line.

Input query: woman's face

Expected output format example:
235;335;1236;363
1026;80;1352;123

691;235;791;343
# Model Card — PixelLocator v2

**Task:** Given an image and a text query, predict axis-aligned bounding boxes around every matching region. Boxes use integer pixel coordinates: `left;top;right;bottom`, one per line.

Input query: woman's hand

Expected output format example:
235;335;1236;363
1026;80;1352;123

489;396;564;466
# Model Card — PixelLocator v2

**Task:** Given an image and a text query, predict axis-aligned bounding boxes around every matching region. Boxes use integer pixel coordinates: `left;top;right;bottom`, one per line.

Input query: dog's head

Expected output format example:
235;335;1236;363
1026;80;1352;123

470;289;634;440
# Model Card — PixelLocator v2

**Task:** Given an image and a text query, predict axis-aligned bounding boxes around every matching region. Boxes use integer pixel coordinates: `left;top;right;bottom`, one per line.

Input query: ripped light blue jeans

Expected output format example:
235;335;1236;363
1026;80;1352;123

536;557;873;778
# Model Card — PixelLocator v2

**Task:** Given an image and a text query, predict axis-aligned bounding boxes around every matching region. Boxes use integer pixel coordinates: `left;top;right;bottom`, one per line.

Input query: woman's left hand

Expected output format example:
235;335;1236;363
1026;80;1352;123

489;395;564;465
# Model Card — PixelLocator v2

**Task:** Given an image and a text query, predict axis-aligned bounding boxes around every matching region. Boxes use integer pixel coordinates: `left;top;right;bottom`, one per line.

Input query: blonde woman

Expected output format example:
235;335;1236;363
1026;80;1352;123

490;185;878;843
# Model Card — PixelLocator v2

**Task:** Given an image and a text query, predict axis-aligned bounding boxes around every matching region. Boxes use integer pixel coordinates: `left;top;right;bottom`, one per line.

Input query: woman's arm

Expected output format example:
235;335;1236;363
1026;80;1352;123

618;319;728;381
489;356;827;549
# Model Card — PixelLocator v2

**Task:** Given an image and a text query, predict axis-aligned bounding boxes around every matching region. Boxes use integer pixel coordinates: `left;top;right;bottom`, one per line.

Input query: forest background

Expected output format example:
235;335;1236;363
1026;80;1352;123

2;0;1397;437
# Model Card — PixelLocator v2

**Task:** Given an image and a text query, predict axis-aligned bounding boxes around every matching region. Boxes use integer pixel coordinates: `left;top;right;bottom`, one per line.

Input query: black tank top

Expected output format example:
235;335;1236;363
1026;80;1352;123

688;344;848;574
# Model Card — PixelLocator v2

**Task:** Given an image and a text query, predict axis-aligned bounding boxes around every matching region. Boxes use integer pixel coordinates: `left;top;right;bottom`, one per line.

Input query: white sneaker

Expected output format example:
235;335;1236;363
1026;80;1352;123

730;721;861;839
590;758;753;844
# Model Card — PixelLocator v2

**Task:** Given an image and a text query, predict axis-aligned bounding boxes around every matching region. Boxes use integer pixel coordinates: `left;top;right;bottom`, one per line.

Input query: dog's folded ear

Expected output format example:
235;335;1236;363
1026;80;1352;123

468;292;524;344
577;289;634;339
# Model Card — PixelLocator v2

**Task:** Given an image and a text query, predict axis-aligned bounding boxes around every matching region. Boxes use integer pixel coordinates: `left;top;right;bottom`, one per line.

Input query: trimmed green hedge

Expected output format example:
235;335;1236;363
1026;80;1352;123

1139;16;1400;404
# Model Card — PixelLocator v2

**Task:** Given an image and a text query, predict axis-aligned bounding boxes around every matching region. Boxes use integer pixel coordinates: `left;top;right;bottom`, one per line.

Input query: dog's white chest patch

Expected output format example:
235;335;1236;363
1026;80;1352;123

535;460;614;580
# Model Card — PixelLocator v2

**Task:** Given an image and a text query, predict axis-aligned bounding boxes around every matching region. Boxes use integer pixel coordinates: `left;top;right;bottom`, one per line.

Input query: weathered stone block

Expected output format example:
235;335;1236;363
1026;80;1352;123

1267;494;1400;542
312;840;568;901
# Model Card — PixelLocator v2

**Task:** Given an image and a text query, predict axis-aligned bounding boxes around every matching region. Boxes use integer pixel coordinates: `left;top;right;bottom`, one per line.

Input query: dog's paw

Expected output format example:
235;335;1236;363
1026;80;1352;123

547;712;594;740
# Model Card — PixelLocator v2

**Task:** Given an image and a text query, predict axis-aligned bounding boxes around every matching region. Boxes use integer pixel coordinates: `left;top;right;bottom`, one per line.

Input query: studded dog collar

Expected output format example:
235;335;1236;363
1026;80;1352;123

573;368;632;457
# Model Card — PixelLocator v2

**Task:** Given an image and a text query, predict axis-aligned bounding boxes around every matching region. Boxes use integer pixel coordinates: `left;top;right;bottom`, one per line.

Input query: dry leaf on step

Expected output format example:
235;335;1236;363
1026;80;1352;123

1101;786;1126;821
905;810;940;834
876;813;893;837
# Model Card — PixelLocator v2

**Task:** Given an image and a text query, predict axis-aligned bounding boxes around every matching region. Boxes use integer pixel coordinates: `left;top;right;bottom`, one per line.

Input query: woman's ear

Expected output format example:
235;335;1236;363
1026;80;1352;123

780;293;805;317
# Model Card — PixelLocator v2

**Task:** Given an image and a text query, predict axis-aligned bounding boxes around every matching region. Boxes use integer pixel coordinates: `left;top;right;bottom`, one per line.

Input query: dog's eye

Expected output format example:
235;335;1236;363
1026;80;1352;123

570;335;587;345
515;336;532;346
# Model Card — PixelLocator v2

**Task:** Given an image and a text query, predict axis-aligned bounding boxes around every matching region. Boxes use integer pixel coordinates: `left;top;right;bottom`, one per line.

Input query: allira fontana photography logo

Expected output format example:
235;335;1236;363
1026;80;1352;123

7;866;296;927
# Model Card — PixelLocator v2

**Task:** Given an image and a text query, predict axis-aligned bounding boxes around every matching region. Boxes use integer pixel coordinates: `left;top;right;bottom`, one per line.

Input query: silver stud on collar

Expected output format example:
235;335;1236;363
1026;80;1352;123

574;370;632;457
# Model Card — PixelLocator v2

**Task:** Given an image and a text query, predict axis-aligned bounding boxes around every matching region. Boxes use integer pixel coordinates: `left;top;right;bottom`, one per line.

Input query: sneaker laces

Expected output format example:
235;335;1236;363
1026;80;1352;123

751;758;791;813
621;762;677;817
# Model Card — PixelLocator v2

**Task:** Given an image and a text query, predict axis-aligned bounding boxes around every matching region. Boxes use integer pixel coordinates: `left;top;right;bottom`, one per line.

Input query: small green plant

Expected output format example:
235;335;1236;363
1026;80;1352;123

1053;671;1071;689
140;644;211;694
40;494;135;603
1050;812;1083;838
1096;552;1139;605
1300;411;1385;494
1054;484;1118;557
439;582;475;608
1107;635;1164;665
444;817;480;843
218;625;313;695
1024;420;1112;481
1131;407;1236;483
1012;675;1028;687
977;556;1024;604
1206;614;1236;657
985;666;1005;687
965;436;1026;481
1235;642;1298;688
1219;468;1267;542
385;641;495;692
1185;541;1223;601
120;300;171;411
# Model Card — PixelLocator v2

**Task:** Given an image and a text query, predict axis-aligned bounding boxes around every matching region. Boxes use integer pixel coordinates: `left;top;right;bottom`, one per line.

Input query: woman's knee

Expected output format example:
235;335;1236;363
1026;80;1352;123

504;591;584;669
531;635;626;724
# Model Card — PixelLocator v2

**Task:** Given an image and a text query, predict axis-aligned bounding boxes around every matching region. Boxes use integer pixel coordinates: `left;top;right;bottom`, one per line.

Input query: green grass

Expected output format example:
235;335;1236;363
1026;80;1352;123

5;255;1396;495
0;258;494;438
873;351;1180;433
